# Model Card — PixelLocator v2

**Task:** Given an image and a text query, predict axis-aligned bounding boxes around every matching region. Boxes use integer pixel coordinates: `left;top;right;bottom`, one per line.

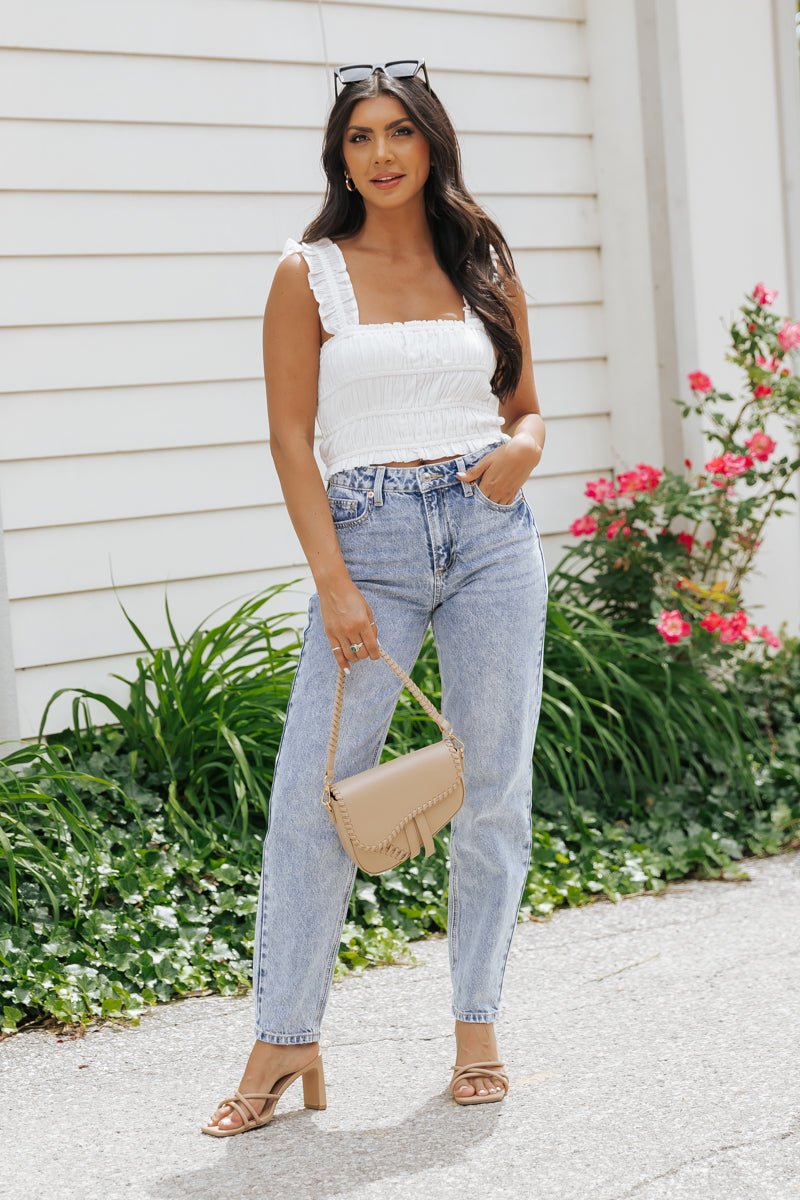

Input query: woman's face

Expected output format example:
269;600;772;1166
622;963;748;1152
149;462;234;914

341;94;431;204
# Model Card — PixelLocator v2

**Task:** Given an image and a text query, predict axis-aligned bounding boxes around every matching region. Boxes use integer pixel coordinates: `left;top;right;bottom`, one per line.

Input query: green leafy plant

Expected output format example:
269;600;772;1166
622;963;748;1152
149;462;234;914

36;583;316;854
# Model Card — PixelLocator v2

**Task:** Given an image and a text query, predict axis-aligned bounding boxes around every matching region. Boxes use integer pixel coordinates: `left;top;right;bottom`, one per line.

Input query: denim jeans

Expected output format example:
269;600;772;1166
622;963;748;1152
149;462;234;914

253;438;549;1043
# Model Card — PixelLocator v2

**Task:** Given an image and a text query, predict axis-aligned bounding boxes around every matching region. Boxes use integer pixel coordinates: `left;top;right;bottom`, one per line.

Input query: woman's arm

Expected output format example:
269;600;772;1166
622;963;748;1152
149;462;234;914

263;251;350;591
457;262;545;502
263;250;381;662
497;265;546;462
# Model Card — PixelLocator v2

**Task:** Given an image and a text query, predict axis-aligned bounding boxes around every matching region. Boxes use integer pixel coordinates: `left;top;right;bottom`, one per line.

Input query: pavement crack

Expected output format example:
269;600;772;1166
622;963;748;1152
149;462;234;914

608;1122;800;1198
706;946;800;985
587;952;661;983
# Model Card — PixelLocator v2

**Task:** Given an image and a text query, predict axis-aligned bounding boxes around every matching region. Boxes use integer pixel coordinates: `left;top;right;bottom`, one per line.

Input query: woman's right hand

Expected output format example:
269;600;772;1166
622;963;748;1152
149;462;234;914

319;579;381;669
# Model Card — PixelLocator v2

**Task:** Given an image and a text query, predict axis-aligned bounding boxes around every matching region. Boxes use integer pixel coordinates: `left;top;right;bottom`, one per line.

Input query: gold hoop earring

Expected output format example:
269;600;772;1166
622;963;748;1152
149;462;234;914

344;172;356;193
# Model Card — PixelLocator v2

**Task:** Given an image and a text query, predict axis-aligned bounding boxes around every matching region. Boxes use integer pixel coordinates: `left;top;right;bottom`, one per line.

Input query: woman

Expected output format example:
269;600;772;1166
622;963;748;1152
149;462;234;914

202;59;548;1136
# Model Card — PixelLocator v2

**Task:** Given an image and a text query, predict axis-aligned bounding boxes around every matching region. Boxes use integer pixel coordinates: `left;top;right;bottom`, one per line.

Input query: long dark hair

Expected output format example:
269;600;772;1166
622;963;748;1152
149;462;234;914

300;71;524;402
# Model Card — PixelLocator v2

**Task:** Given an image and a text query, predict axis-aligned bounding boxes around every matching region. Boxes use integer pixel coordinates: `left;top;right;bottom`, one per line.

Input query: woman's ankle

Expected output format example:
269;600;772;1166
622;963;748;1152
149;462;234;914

454;1020;498;1050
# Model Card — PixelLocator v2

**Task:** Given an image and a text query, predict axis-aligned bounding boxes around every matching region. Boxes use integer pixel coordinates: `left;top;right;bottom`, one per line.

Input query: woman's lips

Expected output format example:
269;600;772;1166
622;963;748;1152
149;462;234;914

370;175;405;190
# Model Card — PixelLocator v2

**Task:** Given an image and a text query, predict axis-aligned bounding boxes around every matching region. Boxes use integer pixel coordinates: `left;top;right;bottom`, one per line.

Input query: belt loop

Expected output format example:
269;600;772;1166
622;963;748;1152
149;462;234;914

455;454;472;496
372;465;386;506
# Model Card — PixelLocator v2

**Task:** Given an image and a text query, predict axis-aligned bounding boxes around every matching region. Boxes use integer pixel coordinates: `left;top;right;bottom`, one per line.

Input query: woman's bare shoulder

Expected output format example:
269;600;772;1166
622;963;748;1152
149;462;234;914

266;241;320;348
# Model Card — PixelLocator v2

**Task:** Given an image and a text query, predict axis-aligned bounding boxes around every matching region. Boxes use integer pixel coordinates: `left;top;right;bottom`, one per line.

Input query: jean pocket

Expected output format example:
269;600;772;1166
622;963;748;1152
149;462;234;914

326;485;375;528
472;480;526;512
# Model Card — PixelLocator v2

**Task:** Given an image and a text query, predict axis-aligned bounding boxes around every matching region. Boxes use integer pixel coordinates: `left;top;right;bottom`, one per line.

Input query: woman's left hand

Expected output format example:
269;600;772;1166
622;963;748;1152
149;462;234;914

456;434;543;506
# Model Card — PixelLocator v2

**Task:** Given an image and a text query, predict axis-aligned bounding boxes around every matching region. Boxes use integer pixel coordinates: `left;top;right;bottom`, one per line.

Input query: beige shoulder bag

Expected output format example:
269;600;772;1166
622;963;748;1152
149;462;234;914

321;644;465;876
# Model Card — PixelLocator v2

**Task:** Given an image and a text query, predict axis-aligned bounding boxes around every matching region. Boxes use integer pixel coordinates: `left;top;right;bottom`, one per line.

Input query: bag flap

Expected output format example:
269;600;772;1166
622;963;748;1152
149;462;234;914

330;738;463;849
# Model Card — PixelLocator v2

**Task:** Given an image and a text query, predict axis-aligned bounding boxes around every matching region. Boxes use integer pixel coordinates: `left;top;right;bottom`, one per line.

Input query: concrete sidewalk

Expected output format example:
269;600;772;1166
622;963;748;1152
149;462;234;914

2;849;799;1200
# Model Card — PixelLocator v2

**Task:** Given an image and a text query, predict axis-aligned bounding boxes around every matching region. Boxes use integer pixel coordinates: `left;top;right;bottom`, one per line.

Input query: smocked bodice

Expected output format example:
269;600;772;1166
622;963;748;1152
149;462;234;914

276;235;510;480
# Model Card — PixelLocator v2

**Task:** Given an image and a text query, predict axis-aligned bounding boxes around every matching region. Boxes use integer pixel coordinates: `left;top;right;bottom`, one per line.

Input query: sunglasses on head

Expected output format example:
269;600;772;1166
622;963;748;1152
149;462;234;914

333;60;430;100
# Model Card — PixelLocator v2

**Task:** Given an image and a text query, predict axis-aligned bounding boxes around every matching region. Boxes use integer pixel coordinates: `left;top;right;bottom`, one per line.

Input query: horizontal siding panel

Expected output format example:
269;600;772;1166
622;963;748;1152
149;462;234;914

4;418;608;596
1;121;595;194
342;0;585;13
0;361;608;462
532;359;608;417
492;196;599;249
0;306;605;393
0;51;328;128
10;567;314;670
0;50;591;135
3;1;586;74
0;193;599;256
1;0;325;61
5;508;300;600
0;382;270;460
0;416;609;533
14;652;160;740
3;248;601;325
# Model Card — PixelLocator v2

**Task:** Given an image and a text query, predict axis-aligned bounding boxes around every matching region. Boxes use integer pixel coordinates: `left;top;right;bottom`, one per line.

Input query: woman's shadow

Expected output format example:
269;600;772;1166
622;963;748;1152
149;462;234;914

155;1055;509;1200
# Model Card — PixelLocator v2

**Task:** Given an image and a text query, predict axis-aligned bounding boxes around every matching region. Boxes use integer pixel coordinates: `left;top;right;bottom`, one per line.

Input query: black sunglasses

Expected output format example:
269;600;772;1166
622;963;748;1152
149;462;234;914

333;60;430;100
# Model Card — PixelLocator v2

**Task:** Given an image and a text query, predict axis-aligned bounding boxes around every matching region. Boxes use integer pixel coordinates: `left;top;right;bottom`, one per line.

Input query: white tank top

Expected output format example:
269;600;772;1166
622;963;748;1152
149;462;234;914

277;235;510;480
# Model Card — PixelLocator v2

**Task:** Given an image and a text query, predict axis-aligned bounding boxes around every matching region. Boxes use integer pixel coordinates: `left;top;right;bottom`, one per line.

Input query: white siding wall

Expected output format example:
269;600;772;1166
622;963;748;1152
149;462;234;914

2;0;613;739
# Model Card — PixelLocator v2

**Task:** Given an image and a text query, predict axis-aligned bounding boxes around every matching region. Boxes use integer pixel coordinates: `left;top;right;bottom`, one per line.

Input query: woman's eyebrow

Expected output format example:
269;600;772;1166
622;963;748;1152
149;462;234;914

346;118;413;132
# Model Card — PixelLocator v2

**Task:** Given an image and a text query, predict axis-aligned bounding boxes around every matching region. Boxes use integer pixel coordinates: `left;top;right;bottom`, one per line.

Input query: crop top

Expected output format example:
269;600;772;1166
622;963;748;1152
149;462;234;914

276;235;511;480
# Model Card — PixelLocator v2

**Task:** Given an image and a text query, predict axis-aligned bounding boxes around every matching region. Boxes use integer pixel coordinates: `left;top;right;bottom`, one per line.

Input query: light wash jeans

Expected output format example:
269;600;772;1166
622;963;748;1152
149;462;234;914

253;439;548;1043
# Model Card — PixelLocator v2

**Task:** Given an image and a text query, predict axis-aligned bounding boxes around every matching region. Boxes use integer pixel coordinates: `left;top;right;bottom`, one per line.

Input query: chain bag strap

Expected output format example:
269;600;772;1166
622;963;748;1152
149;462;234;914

321;644;466;876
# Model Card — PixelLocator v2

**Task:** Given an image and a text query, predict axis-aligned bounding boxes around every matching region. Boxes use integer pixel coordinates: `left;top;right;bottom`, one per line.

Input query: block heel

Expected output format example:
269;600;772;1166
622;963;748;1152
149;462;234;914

302;1053;327;1110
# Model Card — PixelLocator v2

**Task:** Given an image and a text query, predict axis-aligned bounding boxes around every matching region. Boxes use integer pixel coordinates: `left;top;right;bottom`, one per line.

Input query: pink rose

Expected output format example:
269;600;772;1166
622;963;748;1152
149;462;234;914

688;371;712;392
777;320;800;351
676;531;694;554
616;464;663;495
718;610;748;644
657;609;692;644
704;452;755;482
752;282;778;306
570;515;598;537
584;477;616;502
743;431;776;462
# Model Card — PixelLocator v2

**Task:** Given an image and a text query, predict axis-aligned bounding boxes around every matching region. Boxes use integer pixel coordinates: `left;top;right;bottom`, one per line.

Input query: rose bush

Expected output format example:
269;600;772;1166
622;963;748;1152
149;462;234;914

549;282;800;658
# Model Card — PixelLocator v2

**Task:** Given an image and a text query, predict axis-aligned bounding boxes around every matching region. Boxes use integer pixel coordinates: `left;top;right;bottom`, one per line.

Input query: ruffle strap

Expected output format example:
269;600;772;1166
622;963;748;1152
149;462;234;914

278;236;358;335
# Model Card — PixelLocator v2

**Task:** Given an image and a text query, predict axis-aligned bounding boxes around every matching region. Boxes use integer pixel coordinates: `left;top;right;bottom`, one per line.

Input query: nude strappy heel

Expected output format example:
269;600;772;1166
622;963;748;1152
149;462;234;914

449;1059;510;1106
200;1052;327;1137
